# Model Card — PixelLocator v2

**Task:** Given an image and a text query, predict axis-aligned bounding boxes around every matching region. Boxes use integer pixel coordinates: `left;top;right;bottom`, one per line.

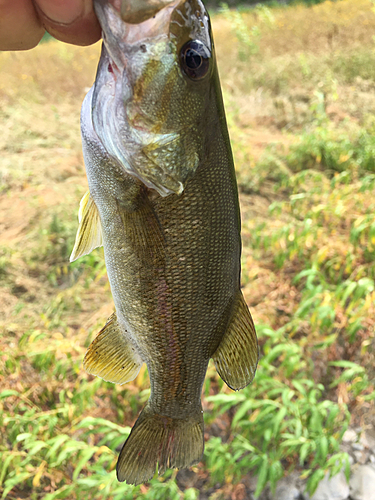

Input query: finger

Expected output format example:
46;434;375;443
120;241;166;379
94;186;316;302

0;0;44;51
34;0;101;46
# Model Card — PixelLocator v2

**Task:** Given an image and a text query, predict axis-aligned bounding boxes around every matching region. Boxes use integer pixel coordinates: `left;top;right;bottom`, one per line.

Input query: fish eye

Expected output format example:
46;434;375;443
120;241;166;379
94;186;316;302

180;40;211;81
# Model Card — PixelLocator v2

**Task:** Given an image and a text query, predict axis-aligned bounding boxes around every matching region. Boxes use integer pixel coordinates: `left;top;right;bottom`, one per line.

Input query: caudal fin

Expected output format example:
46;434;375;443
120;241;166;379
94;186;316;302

116;404;204;485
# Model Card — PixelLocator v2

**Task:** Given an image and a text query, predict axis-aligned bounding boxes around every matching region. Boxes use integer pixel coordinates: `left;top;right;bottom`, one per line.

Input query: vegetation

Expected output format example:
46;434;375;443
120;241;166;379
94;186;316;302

206;0;329;9
1;0;375;498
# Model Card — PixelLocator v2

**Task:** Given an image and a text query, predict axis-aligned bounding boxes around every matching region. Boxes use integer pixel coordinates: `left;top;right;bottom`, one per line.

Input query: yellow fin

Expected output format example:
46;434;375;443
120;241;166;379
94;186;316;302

212;291;258;391
70;191;103;262
118;189;165;267
84;313;142;385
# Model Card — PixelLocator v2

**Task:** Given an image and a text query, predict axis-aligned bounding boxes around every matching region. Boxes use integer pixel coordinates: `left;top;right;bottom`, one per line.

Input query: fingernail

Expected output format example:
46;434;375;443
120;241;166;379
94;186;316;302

35;0;84;25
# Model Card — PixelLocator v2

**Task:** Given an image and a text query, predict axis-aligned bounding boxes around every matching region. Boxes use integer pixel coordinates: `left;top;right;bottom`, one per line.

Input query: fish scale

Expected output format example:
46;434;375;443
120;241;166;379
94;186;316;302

70;0;259;485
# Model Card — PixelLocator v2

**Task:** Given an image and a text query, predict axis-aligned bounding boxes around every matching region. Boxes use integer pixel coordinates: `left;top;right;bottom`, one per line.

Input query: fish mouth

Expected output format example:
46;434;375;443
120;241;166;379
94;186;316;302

94;0;181;53
120;0;179;24
95;0;178;24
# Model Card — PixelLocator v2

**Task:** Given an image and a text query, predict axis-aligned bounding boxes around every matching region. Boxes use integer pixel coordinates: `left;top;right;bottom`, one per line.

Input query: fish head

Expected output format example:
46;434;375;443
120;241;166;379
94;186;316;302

91;0;218;196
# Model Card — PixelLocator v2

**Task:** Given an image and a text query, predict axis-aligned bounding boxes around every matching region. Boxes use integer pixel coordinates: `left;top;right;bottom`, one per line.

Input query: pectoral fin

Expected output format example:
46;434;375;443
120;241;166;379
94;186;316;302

212;291;258;391
70;191;103;262
141;133;199;196
84;313;142;385
118;189;165;267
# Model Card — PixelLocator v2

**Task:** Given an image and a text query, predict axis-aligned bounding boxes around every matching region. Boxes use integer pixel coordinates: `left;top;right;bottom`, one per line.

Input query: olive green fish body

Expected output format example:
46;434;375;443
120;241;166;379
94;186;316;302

71;0;258;485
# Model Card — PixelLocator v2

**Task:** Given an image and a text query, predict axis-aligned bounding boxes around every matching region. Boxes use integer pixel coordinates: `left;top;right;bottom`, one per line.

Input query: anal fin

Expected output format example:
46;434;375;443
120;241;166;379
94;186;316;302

70;190;103;262
84;313;143;385
212;291;258;391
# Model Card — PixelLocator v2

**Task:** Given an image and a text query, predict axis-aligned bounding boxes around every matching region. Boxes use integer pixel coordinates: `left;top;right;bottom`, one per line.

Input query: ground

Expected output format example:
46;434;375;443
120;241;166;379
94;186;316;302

1;0;375;498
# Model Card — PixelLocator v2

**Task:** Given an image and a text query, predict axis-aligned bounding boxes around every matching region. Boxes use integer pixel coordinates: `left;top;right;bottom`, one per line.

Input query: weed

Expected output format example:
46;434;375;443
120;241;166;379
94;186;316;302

1;1;375;499
220;3;264;60
206;325;350;495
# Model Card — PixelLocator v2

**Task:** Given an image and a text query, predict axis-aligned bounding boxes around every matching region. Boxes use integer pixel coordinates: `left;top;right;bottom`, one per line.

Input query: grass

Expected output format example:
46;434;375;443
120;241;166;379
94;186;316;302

1;0;375;498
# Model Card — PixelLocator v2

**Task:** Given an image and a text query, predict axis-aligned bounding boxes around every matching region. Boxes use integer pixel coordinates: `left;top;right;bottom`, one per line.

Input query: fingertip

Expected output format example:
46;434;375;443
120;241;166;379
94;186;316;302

35;0;102;46
35;0;85;25
45;15;102;46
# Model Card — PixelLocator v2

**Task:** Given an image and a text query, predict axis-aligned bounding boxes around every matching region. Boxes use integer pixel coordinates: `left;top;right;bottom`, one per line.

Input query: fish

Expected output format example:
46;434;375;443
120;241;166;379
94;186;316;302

70;0;259;485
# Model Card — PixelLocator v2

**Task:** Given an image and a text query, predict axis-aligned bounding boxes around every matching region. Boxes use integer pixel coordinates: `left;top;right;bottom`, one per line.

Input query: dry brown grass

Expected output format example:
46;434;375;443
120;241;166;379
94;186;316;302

1;1;375;498
214;0;375;59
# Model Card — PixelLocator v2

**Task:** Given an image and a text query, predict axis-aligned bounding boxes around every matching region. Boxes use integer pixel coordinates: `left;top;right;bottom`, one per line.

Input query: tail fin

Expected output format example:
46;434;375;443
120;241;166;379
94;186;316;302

116;404;204;485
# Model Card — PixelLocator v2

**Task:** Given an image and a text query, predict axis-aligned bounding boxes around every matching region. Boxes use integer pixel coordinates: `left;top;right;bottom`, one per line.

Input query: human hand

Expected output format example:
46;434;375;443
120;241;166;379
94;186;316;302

0;0;101;51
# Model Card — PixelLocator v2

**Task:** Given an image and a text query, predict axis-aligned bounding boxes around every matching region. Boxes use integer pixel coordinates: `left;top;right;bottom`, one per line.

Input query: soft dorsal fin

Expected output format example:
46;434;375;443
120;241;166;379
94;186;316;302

212;291;259;391
70;191;103;262
84;312;143;385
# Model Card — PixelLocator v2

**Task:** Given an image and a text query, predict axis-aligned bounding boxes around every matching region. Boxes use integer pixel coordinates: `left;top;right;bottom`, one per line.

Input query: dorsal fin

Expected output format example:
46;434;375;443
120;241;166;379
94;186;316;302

84;312;143;385
212;291;258;391
70;191;103;262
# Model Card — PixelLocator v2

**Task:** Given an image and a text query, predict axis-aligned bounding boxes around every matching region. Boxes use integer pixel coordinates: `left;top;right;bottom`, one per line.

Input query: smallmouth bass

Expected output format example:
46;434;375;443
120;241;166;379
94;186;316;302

71;0;258;485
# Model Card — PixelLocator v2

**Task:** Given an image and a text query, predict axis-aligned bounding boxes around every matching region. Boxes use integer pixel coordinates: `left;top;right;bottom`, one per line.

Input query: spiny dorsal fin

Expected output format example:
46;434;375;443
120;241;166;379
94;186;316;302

84;312;143;385
70;190;103;262
212;291;259;391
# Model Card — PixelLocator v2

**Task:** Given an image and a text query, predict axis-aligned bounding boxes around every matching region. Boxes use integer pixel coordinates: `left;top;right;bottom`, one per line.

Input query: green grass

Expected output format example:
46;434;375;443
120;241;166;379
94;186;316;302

205;324;351;496
1;0;375;498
